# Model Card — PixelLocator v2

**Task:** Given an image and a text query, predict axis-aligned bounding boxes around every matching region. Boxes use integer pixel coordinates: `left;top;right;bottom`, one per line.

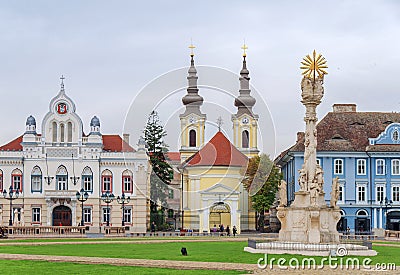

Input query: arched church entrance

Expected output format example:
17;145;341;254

52;205;72;226
209;202;231;230
387;211;400;231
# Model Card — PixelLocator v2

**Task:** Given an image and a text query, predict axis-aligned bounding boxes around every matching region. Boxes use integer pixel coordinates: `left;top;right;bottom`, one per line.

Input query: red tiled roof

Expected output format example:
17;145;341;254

183;131;248;167
102;135;135;152
166;152;181;161
0;135;23;151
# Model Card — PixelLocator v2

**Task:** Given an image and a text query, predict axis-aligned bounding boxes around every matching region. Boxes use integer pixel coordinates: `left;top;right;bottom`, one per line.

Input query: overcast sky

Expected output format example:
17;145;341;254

1;1;400;157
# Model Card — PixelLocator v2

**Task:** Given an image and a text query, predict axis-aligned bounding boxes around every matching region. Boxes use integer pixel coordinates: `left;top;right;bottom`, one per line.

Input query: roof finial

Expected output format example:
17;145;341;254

241;40;248;58
60;75;65;91
189;38;196;57
217;116;223;131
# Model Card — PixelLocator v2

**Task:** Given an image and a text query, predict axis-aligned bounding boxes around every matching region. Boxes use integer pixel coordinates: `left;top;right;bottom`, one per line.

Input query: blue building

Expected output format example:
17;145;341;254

276;104;400;233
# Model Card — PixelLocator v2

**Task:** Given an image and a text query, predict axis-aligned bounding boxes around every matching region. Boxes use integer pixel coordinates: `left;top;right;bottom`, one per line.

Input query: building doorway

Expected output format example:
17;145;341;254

337;210;347;233
387;211;400;231
209;202;231;231
52;205;72;226
355;209;370;234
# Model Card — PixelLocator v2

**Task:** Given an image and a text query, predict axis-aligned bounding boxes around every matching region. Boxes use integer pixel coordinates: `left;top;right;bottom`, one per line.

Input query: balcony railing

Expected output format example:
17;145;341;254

2;226;85;238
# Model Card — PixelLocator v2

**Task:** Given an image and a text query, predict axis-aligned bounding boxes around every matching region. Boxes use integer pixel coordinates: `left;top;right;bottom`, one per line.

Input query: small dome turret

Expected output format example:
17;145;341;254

90;116;100;127
26;115;36;126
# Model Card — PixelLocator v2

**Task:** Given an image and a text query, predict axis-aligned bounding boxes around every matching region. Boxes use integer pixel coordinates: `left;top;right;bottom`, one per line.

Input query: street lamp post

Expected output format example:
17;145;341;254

3;185;19;226
76;188;89;226
380;197;393;230
117;193;130;226
101;191;114;226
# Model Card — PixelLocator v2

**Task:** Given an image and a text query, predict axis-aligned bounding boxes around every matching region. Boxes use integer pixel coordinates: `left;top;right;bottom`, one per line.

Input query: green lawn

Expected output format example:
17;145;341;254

0;259;244;275
0;241;399;266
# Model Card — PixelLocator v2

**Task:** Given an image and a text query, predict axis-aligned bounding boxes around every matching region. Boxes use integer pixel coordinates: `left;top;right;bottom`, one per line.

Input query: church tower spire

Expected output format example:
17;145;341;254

232;43;259;158
179;42;206;161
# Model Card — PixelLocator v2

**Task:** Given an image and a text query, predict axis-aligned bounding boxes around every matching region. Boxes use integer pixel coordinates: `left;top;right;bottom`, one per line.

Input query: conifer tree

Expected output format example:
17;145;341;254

144;111;173;228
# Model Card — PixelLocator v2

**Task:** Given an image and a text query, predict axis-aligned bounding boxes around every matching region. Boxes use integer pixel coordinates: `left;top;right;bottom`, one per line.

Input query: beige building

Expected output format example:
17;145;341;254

0;79;149;233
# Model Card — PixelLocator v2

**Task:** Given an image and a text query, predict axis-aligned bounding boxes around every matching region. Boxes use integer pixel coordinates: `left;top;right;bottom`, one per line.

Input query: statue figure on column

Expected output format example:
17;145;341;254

278;180;287;207
315;164;324;194
298;165;307;191
0;208;2;226
330;177;340;208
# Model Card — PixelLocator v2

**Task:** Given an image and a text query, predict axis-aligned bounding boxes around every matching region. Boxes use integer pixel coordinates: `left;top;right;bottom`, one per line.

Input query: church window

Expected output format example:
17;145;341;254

242;130;249;148
31;166;42;192
60;124;65;142
122;170;133;193
52;122;57;142
11;169;23;192
189;129;196;147
56;166;68;190
102;170;113;192
82;167;93;192
67;122;72;142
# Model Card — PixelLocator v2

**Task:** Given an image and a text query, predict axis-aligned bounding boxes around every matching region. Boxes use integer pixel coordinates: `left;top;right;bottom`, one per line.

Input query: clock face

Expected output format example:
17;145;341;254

56;103;68;114
242;117;249;124
189;116;196;124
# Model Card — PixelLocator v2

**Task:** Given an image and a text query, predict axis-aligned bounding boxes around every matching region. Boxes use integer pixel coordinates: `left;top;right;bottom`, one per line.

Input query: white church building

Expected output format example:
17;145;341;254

0;79;149;233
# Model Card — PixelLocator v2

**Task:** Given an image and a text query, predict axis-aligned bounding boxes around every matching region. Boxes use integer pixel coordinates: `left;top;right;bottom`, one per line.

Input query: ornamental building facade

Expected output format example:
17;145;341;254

0;80;149;233
276;104;400;233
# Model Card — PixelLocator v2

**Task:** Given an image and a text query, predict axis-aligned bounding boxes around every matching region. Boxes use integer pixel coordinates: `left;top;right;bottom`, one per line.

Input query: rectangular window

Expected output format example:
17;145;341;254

82;176;93;192
123;176;132;193
31;176;42;192
392;160;400;175
393;186;400;202
357;185;366;203
334;159;343;175
168;189;174;199
376;159;385;175
124;207;132;224
12;175;22;192
57;176;68;190
102;176;112;192
83;207;92;223
376;185;385;203
357;159;366;175
0;174;3;192
338;185;344;202
32;208;41;223
103;207;110;224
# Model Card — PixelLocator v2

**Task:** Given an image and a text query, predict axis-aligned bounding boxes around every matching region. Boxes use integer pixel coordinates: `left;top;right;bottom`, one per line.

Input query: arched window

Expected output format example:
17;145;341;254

122;170;133;193
102;169;113;192
31;166;42;192
60;124;65;142
82;167;93;192
242;130;249;148
11;169;23;192
52;122;57;142
56;166;68;190
189;129;196;147
0;169;3;192
356;209;368;216
67;122;72;142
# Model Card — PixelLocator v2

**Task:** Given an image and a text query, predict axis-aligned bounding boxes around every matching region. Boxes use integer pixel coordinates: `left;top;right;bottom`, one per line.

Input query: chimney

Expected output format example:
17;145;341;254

123;133;130;145
332;104;357;113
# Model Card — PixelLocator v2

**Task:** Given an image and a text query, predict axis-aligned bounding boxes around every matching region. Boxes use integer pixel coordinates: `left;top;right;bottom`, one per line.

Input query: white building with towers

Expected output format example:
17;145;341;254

0;78;149;233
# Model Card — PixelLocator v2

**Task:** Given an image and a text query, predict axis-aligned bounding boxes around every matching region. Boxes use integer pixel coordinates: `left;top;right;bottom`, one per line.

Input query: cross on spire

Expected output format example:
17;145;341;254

60;75;65;90
189;39;196;57
241;41;248;57
217;116;223;131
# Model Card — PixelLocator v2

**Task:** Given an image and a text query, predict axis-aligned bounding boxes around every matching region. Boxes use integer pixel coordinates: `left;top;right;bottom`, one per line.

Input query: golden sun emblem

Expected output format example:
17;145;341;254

300;50;328;79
